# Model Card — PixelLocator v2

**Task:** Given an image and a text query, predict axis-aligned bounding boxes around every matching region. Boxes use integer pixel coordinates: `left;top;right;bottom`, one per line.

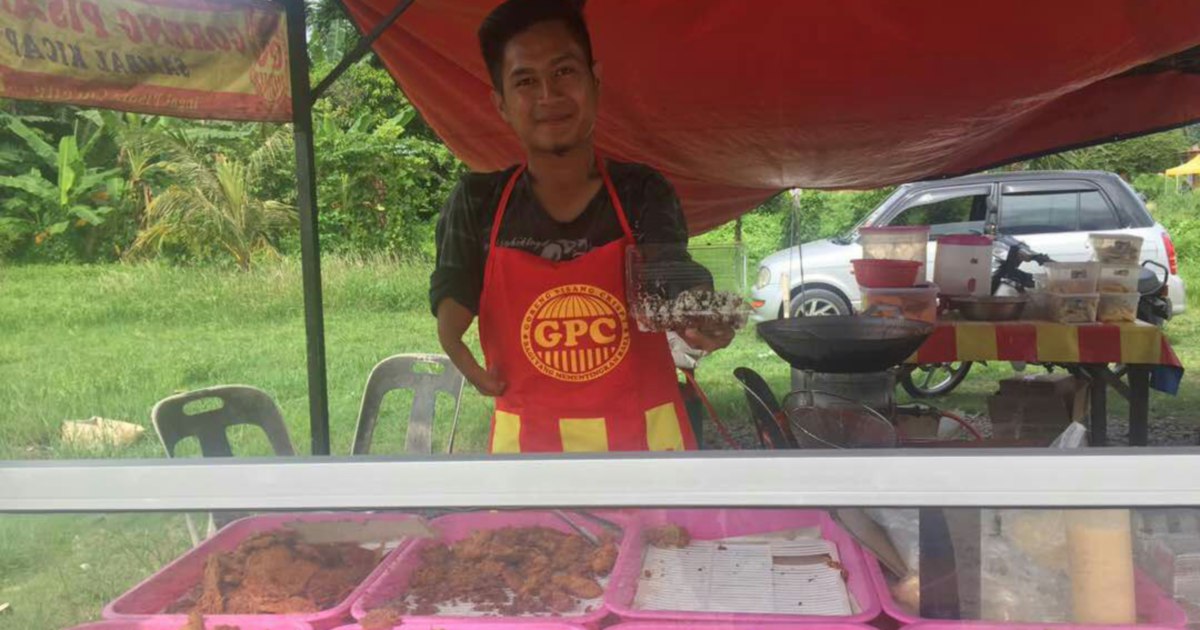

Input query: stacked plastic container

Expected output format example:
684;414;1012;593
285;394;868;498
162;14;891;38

1091;233;1145;323
1043;262;1101;323
1039;234;1144;324
857;226;939;323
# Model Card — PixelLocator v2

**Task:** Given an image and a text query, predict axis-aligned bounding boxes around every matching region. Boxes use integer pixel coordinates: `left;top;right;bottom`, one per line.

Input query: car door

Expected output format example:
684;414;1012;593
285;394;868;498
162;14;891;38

878;184;996;282
996;181;1123;266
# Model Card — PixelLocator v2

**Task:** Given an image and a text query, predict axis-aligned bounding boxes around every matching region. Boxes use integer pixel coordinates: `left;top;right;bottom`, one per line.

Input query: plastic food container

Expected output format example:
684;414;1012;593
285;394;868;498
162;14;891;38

1099;264;1141;294
860;283;939;323
1049;293;1099;323
103;512;420;630
933;234;992;296
1099;292;1140;323
71;622;311;630
860;225;931;255
851;259;921;288
867;554;1188;627
625;245;749;333
1045;262;1100;294
860;226;930;279
1090;233;1144;265
352;510;630;628
606;508;881;625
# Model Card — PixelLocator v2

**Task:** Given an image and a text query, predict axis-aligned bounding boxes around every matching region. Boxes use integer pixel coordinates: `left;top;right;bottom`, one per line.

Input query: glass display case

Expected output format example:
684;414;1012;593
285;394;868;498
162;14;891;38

4;451;1200;630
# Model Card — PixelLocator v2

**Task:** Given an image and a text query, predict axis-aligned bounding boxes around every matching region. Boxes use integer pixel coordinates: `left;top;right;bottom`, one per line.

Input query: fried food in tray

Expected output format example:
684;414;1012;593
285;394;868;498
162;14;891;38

167;530;381;616
180;611;240;630
377;525;617;617
645;524;691;549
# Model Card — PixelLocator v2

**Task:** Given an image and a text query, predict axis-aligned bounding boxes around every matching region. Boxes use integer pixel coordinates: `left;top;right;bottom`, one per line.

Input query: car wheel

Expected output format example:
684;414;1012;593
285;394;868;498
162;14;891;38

788;288;851;317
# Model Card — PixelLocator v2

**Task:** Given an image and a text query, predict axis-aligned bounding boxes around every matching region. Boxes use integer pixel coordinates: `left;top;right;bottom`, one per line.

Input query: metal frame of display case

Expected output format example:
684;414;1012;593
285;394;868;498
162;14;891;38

3;449;1200;512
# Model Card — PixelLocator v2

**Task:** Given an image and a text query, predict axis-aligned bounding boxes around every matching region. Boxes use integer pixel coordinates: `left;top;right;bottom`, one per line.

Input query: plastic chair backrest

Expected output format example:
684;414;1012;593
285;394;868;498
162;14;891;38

151;385;295;458
733;367;791;449
351;354;465;455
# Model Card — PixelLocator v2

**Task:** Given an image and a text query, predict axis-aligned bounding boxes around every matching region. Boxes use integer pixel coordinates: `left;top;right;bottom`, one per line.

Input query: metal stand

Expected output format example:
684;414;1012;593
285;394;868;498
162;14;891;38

285;0;332;455
1087;364;1152;447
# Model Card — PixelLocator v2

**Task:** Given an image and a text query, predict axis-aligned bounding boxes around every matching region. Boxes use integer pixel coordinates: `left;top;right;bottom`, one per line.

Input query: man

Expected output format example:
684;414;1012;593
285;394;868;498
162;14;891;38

431;0;732;454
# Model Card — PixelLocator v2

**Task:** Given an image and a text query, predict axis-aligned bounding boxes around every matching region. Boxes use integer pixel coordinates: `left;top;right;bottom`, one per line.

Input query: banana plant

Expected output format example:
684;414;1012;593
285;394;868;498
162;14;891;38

0;114;119;245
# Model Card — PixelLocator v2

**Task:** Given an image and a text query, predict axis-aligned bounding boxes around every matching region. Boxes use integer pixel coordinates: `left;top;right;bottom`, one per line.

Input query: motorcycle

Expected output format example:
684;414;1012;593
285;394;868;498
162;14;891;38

898;234;1171;398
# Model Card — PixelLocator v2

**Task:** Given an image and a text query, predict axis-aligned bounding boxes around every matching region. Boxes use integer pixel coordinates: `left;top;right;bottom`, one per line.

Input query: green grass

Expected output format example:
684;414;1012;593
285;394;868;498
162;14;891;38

1;256;1197;629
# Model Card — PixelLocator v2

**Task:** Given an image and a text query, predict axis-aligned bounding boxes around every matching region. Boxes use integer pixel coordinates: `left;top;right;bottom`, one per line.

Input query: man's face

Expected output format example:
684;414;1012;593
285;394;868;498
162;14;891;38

492;20;599;156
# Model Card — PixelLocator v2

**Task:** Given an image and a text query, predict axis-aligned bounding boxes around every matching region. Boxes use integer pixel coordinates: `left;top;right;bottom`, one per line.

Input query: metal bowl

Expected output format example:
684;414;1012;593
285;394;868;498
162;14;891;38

950;295;1028;321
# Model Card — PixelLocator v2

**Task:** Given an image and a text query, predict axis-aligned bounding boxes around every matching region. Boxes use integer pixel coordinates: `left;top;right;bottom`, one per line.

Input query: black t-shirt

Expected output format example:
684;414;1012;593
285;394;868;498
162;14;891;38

430;159;710;315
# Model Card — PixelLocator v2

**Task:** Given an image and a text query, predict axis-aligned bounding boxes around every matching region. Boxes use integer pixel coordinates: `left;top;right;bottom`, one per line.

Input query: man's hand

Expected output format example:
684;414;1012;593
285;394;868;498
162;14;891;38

679;323;735;353
462;363;507;397
437;298;506;397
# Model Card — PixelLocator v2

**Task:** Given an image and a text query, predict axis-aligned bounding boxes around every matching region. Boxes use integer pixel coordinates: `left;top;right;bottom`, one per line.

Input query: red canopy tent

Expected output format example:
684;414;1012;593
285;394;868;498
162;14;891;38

338;0;1200;232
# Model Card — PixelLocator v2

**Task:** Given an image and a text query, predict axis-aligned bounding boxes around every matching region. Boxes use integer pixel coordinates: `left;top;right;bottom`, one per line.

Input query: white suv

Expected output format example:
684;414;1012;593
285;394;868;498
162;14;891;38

750;170;1186;321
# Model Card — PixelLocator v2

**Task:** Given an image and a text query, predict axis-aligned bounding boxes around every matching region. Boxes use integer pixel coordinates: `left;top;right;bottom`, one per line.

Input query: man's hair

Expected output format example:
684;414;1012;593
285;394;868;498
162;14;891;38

478;0;593;92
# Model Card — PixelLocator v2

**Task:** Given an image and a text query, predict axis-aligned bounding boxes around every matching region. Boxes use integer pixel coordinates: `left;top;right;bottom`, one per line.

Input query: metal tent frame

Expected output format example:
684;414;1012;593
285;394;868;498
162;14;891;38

280;0;418;455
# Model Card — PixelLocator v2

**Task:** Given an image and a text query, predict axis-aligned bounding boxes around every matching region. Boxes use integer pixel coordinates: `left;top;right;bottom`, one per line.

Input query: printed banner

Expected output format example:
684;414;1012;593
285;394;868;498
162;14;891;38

0;0;291;121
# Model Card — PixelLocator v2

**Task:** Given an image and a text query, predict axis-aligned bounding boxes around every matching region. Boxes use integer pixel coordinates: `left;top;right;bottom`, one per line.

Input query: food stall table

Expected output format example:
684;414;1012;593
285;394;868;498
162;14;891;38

907;320;1184;446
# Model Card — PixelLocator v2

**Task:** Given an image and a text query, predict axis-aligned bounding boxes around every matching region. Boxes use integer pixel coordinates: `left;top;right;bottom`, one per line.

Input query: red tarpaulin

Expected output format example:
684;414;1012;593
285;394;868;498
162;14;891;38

339;0;1200;232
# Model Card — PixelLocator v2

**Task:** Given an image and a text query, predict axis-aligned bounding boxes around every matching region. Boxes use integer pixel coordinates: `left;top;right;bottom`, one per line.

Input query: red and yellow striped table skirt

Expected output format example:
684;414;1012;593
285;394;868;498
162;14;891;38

908;320;1183;393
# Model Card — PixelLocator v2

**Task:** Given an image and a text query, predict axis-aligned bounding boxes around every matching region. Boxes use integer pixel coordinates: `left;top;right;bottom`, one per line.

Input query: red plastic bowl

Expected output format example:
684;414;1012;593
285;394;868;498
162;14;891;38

852;259;921;288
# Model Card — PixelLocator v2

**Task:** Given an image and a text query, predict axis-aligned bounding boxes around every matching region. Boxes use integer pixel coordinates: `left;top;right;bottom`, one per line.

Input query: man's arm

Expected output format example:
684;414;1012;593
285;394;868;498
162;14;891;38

430;178;505;395
436;298;505;396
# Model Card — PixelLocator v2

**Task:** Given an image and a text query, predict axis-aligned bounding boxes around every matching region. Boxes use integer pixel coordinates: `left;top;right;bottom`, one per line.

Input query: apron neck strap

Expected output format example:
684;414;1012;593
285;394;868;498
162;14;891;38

488;151;634;251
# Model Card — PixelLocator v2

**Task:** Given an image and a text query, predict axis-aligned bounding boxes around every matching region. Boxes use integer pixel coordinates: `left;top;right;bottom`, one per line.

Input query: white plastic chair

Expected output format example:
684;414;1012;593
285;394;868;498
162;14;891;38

351;354;465;455
151;385;295;544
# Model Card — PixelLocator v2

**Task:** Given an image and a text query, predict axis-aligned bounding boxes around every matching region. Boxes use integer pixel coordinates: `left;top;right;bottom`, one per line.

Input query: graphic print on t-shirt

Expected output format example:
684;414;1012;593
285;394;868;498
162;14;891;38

498;236;593;261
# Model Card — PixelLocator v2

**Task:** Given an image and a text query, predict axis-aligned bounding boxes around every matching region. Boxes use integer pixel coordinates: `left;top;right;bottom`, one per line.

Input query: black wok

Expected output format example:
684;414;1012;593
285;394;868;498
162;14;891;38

757;315;934;373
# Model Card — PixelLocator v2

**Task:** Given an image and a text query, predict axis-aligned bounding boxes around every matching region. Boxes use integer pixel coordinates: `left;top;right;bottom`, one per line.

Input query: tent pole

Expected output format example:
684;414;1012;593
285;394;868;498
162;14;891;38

284;0;333;456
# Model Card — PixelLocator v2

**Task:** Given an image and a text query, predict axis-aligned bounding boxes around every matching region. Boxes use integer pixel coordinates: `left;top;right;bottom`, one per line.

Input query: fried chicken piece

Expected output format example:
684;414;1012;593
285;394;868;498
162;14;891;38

360;607;401;630
552;573;604;599
645;524;691;548
181;611;205;630
539;586;576;613
590;542;618;576
194;555;228;614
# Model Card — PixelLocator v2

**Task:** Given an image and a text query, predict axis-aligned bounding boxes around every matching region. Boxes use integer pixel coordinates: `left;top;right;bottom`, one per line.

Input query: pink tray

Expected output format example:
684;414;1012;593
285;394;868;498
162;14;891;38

605;508;882;625
609;619;883;624
350;510;632;628
865;551;1189;627
333;619;585;624
103;512;421;630
906;624;1183;630
69;621;309;630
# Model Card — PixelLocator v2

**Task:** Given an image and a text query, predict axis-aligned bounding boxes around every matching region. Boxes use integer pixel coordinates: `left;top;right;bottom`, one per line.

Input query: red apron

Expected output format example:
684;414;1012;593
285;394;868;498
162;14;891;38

478;157;697;453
